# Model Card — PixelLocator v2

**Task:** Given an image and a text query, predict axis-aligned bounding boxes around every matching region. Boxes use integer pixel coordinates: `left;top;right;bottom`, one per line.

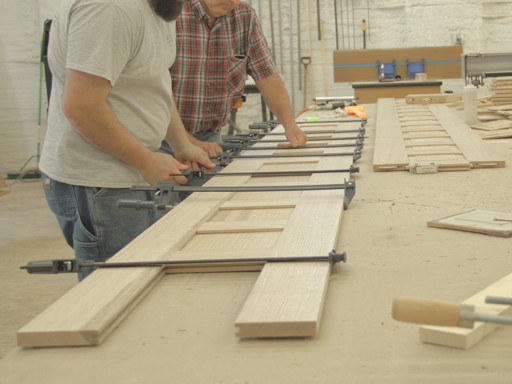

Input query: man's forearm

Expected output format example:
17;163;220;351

165;95;192;151
255;73;296;127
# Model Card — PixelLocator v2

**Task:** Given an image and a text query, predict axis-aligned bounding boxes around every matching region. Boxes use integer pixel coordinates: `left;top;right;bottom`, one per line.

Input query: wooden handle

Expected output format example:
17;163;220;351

392;297;464;327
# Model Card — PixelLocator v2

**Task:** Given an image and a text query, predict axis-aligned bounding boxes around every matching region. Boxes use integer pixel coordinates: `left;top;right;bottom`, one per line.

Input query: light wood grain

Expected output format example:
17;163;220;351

420;271;512;349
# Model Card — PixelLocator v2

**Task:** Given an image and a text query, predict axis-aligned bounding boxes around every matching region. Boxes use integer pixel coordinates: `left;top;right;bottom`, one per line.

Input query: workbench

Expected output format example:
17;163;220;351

1;105;512;383
352;80;443;103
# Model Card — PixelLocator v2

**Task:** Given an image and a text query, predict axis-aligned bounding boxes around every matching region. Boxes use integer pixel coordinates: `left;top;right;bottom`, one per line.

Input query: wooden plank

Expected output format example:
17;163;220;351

220;199;297;210
405;93;462;104
235;143;351;338
420;271;512;349
353;83;441;104
427;209;512;237
479;128;512;140
429;104;506;168
407;145;461;156
470;120;512;131
196;221;286;234
373;99;409;171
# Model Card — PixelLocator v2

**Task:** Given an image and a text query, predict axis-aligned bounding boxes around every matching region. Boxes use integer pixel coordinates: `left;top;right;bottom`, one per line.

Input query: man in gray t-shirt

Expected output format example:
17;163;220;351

39;0;213;280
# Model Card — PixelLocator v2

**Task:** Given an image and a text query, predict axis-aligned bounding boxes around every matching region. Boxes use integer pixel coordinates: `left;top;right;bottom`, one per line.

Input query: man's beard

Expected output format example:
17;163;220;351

150;0;184;22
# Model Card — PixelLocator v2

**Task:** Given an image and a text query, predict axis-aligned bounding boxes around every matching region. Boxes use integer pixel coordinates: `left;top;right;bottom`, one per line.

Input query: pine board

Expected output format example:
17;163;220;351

236;145;351;338
373;99;506;172
17;119;361;347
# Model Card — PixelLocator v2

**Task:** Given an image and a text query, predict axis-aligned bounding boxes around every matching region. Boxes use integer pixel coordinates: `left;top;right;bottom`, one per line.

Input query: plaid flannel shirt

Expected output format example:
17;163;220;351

171;0;276;134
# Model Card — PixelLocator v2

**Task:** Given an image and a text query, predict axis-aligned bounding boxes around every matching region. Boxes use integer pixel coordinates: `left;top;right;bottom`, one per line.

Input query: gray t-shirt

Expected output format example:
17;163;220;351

40;0;177;188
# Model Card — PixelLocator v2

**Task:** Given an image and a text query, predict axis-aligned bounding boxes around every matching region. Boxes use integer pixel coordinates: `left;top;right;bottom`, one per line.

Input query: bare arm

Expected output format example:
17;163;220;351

255;73;307;147
62;69;201;185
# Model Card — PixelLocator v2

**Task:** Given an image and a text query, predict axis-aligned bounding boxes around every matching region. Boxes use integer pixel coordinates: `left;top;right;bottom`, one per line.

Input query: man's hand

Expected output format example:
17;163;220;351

174;142;216;172
189;135;223;156
283;124;308;147
139;152;189;185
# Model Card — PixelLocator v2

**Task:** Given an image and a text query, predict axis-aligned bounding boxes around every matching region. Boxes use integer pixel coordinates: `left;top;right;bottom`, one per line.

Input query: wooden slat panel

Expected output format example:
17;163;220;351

373;99;506;172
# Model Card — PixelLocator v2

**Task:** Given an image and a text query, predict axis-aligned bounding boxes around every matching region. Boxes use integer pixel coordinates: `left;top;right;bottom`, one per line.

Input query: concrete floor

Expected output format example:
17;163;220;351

0;179;75;357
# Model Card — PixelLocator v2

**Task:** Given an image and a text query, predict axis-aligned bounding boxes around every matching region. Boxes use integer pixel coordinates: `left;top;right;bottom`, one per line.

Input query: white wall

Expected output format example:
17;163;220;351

1;0;511;174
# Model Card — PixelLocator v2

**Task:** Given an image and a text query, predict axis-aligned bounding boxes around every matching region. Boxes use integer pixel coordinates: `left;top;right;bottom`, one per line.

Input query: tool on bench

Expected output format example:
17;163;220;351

312;101;347;110
392;297;512;328
313;96;358;103
345;105;367;120
170;166;359;181
20;251;347;275
310;96;358;110
248;120;281;132
117;179;356;212
212;149;362;167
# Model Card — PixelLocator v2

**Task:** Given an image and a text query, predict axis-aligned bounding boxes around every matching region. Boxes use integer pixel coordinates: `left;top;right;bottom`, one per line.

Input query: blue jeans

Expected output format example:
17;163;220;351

42;174;166;281
160;131;222;201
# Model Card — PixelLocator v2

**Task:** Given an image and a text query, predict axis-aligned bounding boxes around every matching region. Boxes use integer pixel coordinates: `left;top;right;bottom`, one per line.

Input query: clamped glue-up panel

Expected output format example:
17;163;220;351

17;113;365;347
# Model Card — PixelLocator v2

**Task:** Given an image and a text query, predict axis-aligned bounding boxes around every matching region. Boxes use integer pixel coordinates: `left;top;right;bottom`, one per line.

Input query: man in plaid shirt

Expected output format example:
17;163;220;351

168;0;307;157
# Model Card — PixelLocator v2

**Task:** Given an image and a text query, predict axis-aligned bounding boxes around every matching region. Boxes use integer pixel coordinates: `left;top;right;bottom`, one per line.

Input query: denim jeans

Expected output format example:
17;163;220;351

160;131;222;201
42;174;166;281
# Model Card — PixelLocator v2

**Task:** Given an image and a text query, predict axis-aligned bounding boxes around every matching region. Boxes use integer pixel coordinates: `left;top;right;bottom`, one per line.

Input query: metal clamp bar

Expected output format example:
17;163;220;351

20;250;347;274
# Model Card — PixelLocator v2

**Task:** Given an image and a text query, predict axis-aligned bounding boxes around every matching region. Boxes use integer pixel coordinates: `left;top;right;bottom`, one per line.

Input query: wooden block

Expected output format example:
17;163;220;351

420;271;512;349
427;209;512;237
479;128;512;140
471;120;512;131
405;93;462;104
